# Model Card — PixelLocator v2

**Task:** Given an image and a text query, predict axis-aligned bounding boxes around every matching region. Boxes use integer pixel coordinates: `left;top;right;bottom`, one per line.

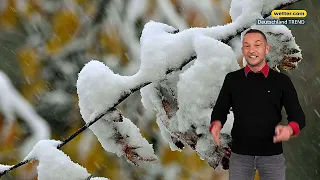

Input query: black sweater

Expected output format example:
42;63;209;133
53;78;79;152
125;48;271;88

211;68;306;156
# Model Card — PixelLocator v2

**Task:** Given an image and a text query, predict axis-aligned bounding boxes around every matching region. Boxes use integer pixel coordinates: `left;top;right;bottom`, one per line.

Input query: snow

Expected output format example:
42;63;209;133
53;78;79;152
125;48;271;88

176;36;240;134
0;0;305;179
141;85;182;150
139;36;238;167
126;0;147;22
75;0;301;171
195;134;222;163
136;1;265;81
0;71;51;157
221;112;235;134
137;21;192;81
229;0;244;22
115;117;158;163
230;0;298;22
0;164;12;173
77;70;157;164
86;111;157;164
136;0;283;82
229;36;242;60
24;140;109;180
0;71;15;123
77;60;132;122
261;0;298;17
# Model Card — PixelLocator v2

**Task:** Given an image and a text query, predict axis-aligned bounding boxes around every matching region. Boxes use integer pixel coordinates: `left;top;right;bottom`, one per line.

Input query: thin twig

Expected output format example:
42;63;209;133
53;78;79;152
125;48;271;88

85;174;93;180
0;0;302;177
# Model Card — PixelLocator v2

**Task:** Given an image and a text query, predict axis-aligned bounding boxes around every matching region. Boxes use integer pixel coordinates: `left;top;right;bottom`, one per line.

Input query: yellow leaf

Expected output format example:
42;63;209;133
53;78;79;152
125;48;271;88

18;47;45;101
184;9;208;27
146;0;157;17
0;119;20;146
0;0;18;30
161;146;183;165
98;27;129;65
225;11;232;23
74;0;96;16
46;8;79;55
19;0;41;19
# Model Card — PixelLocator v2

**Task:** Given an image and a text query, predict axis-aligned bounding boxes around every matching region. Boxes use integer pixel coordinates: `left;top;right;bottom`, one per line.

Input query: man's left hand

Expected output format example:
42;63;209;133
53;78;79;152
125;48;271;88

273;125;293;143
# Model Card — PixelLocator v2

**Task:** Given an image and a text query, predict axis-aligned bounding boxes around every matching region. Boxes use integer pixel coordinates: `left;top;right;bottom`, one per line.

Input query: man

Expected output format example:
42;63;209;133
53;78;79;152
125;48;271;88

210;29;306;180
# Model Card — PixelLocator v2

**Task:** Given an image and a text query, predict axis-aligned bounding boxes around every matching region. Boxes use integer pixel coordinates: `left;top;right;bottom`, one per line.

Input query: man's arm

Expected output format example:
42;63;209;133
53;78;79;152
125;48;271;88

209;73;232;132
282;75;306;137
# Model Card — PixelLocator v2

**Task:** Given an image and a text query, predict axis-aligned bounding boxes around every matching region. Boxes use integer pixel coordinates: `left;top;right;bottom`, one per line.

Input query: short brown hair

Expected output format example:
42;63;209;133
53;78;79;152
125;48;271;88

244;29;267;43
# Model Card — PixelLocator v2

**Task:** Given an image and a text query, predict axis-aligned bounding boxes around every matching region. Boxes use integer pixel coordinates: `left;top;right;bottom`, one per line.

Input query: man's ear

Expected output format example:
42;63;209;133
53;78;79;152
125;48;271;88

265;44;270;54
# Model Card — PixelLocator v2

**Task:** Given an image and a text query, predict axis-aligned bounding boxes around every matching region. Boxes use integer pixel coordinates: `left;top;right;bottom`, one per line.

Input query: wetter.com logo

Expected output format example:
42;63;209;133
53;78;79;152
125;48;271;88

271;10;307;18
256;10;307;25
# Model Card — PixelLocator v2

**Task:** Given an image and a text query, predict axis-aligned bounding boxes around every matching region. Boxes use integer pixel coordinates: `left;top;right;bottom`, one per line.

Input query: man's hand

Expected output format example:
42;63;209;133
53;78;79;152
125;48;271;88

273;125;294;143
210;121;222;146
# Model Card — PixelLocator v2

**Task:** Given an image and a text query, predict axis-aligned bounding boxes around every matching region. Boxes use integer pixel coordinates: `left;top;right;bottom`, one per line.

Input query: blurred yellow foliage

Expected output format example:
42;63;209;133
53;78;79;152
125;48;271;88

185;9;208;28
22;0;42;20
99;27;129;65
46;8;79;55
0;119;20;148
0;0;266;179
146;0;157;18
74;0;96;17
62;120;121;180
18;47;45;101
0;0;18;30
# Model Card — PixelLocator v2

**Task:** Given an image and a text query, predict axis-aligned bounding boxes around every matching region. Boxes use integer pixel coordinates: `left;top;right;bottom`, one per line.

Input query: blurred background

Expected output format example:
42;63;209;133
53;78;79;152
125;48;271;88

0;0;318;179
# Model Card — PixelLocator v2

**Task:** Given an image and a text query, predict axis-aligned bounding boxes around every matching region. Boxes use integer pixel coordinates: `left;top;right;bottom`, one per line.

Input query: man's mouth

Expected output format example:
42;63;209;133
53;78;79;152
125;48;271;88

248;55;258;59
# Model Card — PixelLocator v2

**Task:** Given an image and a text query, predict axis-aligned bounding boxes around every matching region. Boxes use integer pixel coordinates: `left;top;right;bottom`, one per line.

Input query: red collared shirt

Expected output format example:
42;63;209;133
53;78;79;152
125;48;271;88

210;63;301;136
244;63;269;78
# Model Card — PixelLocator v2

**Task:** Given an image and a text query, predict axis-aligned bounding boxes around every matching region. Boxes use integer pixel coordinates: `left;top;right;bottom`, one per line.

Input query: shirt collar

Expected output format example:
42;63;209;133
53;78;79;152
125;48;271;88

244;63;269;78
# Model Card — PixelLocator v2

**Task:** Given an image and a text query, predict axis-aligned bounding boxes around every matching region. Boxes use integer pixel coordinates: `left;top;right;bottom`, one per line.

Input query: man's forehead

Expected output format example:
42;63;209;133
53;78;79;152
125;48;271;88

243;40;262;43
243;33;265;40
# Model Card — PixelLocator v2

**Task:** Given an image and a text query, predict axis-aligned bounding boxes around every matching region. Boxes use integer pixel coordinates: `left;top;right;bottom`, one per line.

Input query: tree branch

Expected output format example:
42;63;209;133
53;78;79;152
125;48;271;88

221;0;302;44
0;0;303;177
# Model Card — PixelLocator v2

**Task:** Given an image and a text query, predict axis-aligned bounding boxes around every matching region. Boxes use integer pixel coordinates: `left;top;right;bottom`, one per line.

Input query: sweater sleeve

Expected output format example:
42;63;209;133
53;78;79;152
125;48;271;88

282;75;306;135
210;73;232;127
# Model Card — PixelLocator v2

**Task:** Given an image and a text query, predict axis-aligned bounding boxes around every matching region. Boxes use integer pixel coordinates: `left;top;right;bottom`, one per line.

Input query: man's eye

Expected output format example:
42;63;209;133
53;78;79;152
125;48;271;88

255;44;260;46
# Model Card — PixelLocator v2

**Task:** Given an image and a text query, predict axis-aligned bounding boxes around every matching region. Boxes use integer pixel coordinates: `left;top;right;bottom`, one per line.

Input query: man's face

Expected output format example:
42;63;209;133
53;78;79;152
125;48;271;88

242;33;270;67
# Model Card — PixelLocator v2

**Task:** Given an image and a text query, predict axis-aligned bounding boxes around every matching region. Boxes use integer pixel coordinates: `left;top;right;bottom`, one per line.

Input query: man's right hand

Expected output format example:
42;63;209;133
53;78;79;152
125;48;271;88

210;120;222;146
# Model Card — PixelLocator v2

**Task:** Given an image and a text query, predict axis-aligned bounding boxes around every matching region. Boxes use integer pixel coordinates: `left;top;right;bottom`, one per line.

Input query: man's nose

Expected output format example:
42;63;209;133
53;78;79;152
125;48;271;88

248;46;256;53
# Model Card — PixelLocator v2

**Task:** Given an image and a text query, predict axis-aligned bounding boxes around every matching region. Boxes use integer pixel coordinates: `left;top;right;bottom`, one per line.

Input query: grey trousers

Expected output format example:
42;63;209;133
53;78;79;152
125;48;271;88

229;152;286;180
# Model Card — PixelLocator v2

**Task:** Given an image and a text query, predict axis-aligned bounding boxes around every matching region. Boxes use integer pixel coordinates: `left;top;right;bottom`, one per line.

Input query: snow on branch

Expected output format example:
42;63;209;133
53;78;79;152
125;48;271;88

140;36;238;168
1;140;109;180
0;0;304;177
0;165;12;174
0;71;51;157
75;89;158;166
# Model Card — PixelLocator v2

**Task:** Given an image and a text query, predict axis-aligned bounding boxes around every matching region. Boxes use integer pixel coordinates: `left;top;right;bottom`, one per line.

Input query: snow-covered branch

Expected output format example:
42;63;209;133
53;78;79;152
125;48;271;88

0;71;51;157
1;140;109;180
0;0;304;177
